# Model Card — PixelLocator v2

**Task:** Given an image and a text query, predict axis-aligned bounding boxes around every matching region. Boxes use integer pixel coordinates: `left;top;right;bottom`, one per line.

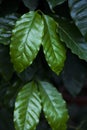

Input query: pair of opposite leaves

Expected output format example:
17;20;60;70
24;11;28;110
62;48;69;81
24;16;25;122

14;81;69;130
10;11;66;75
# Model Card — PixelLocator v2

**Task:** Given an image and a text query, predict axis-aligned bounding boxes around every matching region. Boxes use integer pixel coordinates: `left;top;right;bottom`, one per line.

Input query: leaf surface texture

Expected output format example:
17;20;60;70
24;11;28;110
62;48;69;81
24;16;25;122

10;11;44;72
42;15;66;74
39;81;69;130
14;81;41;130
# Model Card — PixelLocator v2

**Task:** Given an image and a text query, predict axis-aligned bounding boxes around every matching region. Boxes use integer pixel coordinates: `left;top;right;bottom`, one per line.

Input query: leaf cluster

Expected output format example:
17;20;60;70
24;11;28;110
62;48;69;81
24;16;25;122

0;0;87;130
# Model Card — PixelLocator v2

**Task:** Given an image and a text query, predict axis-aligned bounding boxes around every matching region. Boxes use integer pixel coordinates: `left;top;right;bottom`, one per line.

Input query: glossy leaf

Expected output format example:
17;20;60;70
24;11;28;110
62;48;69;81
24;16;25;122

22;0;39;10
57;18;87;61
46;0;66;9
42;14;66;75
0;14;19;45
10;11;44;72
39;81;69;130
14;81;41;130
68;0;87;41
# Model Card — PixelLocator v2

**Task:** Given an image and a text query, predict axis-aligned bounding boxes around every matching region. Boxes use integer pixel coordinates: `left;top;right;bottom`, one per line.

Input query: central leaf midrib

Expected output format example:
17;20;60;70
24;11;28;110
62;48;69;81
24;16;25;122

43;15;58;60
23;13;37;53
23;84;35;130
41;84;60;117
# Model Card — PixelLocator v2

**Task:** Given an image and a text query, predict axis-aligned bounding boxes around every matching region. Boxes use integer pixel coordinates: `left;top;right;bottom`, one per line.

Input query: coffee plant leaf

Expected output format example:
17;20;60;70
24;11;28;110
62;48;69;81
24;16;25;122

68;0;87;41
42;14;66;75
14;81;41;130
10;11;44;72
0;14;19;45
57;18;87;61
39;81;69;130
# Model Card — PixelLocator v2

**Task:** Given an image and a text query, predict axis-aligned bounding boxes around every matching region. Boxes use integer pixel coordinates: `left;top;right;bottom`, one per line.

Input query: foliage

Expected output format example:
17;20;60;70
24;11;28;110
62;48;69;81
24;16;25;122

0;0;87;130
10;11;44;72
68;0;87;41
56;18;87;61
14;81;41;130
39;81;68;130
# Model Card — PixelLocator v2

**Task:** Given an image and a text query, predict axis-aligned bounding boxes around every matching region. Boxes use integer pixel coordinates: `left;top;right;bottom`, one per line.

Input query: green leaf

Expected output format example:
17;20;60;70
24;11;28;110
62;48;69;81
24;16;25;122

68;0;87;41
46;0;66;10
57;18;87;61
42;14;66;75
0;14;19;45
14;81;41;130
10;11;44;72
39;81;69;130
22;0;39;10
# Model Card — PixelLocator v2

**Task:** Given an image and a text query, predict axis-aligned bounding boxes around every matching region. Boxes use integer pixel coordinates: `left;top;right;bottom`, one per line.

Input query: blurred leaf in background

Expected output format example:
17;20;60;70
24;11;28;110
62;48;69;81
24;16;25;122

62;51;87;96
22;0;39;10
69;0;87;41
0;14;19;45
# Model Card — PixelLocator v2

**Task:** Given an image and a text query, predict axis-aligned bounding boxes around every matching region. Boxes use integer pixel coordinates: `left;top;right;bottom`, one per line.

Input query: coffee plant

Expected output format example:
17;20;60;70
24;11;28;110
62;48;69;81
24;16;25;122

0;0;87;130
